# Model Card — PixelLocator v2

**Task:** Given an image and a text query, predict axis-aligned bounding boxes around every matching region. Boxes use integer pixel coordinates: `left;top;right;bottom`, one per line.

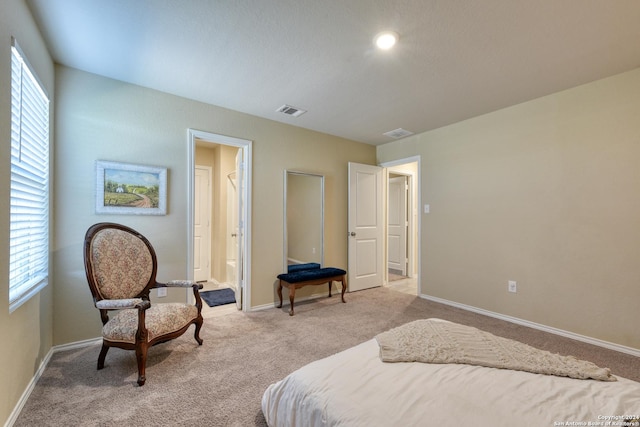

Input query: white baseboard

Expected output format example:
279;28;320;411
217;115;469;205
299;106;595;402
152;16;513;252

249;302;276;311
53;336;102;352
421;293;640;357
4;350;52;427
4;337;101;427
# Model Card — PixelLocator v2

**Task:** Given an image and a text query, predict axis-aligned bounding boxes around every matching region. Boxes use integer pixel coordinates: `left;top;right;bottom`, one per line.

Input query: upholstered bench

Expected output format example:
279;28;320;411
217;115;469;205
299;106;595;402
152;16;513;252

277;267;347;316
286;262;321;273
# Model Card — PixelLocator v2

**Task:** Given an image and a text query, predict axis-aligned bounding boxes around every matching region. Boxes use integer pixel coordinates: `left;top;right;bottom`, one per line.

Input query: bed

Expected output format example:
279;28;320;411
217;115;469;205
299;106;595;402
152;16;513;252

262;319;640;427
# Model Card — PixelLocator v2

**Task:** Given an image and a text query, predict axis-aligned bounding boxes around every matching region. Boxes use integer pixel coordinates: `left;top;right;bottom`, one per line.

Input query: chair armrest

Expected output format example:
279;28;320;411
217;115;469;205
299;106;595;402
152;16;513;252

95;298;146;310
162;280;203;290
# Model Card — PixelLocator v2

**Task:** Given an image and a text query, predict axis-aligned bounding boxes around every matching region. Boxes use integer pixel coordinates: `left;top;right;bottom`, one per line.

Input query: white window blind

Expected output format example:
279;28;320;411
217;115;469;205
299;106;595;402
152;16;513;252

9;38;50;312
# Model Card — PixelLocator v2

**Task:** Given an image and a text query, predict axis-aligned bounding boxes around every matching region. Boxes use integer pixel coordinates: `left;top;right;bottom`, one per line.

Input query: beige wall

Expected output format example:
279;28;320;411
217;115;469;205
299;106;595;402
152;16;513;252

378;68;640;350
0;0;55;424
53;66;376;346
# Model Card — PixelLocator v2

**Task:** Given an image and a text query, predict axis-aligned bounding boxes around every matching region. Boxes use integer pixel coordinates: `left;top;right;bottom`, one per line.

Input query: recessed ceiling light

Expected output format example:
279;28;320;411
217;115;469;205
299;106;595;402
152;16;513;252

374;31;399;50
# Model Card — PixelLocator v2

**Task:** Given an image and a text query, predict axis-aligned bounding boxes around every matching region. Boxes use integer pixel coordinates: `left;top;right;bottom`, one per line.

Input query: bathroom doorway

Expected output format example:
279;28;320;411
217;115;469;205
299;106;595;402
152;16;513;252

187;129;252;313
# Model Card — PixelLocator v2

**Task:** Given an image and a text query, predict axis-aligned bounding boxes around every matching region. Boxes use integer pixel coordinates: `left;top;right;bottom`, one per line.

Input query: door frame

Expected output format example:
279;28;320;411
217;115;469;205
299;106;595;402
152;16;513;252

187;129;253;311
380;156;421;295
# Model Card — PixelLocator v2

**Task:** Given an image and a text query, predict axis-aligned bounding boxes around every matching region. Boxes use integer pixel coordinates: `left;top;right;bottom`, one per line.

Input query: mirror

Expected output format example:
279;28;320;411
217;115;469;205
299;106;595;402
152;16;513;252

284;171;324;273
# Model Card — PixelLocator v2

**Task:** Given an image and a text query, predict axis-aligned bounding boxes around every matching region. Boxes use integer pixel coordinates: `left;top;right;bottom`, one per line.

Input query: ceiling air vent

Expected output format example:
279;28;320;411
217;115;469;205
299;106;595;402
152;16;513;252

383;128;414;139
276;104;307;117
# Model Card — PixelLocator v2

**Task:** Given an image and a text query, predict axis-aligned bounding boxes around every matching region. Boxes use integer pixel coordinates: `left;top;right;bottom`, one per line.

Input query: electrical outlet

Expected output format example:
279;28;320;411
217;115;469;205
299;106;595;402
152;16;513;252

157;287;167;298
508;281;517;293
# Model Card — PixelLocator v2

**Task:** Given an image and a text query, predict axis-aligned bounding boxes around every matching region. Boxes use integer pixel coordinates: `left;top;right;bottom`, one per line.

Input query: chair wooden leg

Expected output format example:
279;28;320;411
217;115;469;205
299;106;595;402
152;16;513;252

97;343;109;370
194;317;204;345
135;344;148;386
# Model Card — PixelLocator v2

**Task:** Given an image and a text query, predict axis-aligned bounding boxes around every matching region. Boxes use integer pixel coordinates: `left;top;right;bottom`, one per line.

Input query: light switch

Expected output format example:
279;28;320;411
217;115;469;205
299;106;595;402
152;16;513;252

424;204;430;214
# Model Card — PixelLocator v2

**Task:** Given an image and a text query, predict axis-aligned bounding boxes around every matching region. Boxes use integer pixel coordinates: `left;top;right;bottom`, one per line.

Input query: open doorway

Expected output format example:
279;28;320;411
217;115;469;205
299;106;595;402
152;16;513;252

388;173;409;278
347;158;420;296
187;129;252;315
383;157;420;296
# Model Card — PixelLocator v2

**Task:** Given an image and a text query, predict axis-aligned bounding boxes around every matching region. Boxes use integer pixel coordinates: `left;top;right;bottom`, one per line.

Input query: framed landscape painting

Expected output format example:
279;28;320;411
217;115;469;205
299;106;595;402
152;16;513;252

96;160;167;215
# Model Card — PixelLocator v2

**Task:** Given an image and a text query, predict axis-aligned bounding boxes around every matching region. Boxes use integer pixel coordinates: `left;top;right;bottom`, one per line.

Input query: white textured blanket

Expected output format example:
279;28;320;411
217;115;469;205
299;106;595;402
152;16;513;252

375;319;615;381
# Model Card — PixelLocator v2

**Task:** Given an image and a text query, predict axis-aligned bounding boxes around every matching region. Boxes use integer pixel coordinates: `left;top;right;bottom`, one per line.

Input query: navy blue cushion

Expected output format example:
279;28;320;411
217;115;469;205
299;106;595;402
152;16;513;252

287;263;321;273
278;267;347;283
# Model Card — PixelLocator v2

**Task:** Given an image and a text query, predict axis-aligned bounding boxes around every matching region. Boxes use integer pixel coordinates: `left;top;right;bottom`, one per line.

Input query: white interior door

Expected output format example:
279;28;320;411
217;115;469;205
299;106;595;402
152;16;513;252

387;175;408;275
234;150;244;310
348;162;383;292
194;166;211;282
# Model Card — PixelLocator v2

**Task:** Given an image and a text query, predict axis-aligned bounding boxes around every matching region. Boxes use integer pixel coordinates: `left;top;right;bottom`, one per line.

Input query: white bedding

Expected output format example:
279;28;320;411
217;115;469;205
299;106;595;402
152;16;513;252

262;329;640;426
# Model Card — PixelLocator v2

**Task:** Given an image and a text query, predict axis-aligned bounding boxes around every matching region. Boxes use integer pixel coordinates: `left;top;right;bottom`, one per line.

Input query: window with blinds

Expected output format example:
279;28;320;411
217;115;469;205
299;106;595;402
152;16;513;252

9;38;50;312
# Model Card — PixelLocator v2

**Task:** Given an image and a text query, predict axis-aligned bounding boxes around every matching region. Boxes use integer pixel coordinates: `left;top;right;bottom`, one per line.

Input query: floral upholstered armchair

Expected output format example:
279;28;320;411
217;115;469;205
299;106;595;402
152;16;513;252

83;222;204;386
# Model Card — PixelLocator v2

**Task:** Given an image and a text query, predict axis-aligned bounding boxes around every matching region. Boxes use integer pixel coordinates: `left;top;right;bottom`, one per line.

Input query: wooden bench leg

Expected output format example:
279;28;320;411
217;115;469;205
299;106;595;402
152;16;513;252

277;280;284;308
288;286;296;316
277;274;346;315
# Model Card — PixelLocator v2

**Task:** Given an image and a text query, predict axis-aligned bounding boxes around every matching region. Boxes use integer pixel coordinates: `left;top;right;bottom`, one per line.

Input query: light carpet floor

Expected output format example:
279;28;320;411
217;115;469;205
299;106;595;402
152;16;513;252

13;287;639;426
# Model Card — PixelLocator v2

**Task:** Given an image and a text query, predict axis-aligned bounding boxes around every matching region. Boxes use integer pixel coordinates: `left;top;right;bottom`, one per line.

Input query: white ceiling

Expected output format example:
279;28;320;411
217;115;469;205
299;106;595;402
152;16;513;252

26;0;640;145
